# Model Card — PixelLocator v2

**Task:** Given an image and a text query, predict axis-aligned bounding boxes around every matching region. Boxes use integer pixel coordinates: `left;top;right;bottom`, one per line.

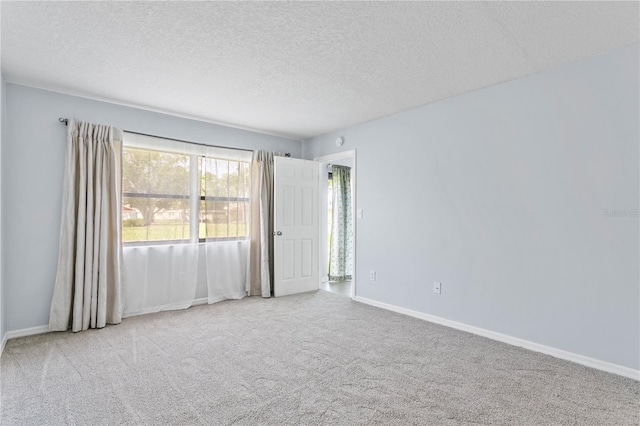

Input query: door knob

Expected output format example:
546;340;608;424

273;231;282;236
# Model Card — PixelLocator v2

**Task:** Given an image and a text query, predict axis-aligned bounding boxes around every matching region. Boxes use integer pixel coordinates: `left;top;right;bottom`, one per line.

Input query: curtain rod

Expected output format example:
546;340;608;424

58;117;291;157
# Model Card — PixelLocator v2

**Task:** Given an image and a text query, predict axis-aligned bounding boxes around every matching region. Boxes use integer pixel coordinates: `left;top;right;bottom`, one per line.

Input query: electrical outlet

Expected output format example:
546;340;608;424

433;282;441;294
370;270;376;281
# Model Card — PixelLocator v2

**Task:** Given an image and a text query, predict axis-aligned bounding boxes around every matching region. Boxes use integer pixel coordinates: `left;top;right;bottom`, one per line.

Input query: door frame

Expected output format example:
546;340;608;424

314;149;357;299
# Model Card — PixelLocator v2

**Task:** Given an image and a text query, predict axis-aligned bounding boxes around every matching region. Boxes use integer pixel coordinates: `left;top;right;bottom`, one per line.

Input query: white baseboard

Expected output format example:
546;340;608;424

1;333;7;356
2;298;219;351
354;296;639;381
4;325;50;341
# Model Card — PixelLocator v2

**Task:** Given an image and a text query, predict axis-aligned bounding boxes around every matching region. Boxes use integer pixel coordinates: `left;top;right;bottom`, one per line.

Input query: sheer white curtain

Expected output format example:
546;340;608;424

205;241;249;303
201;156;251;303
121;132;252;315
120;133;200;317
122;244;199;316
49;119;124;332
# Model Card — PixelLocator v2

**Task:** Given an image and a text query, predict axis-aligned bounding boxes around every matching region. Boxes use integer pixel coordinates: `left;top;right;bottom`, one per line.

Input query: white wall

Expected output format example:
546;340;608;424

0;74;5;347
2;84;301;332
303;44;640;371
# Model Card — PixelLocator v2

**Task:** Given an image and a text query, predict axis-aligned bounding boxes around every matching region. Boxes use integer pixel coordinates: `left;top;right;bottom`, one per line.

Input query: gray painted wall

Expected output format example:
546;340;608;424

2;84;301;332
303;44;639;370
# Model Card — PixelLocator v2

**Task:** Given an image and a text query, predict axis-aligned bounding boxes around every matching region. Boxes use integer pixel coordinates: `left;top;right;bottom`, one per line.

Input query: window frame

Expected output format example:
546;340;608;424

122;133;251;246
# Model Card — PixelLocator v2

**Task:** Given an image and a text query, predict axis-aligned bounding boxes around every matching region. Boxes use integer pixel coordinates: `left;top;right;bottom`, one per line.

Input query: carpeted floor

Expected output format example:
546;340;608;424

319;281;352;297
1;291;638;425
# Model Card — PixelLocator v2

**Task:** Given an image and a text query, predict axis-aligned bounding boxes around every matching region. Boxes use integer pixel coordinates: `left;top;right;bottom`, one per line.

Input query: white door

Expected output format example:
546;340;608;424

273;156;319;297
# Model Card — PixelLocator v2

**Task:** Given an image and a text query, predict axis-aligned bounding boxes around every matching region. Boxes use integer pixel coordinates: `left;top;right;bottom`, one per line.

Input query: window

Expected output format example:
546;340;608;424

199;157;250;240
122;133;251;245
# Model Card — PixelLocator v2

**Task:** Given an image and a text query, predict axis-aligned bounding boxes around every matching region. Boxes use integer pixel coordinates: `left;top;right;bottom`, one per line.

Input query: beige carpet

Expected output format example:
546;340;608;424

1;290;638;425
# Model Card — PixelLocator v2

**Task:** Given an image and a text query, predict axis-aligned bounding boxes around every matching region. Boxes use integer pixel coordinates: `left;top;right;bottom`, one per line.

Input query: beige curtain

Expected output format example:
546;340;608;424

49;119;124;332
247;151;285;297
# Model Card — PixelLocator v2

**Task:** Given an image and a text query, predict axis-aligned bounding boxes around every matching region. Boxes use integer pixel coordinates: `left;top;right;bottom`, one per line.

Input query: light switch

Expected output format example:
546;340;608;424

357;209;363;219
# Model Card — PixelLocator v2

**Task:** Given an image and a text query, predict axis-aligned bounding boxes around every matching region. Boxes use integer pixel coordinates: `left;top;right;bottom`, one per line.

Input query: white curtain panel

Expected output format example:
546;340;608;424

205;241;249;303
122;244;199;317
49;119;124;332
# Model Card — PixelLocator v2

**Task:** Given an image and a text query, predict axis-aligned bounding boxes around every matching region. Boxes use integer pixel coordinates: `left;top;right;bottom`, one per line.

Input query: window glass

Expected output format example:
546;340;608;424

122;148;191;243
199;158;250;240
122;135;250;245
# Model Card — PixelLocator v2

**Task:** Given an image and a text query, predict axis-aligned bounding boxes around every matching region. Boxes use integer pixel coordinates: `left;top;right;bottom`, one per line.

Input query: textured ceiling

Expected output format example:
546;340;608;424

1;1;638;140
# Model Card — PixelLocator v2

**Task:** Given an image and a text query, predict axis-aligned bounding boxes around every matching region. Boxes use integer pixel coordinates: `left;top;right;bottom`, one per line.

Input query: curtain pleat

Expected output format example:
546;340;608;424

329;165;352;281
49;119;124;332
247;151;285;297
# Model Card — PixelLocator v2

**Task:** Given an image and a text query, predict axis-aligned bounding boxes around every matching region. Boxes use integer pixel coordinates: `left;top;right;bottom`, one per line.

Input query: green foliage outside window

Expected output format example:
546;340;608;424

122;147;250;244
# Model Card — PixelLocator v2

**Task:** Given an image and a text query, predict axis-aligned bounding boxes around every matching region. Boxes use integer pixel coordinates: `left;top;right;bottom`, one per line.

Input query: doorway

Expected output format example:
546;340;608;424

315;150;356;299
